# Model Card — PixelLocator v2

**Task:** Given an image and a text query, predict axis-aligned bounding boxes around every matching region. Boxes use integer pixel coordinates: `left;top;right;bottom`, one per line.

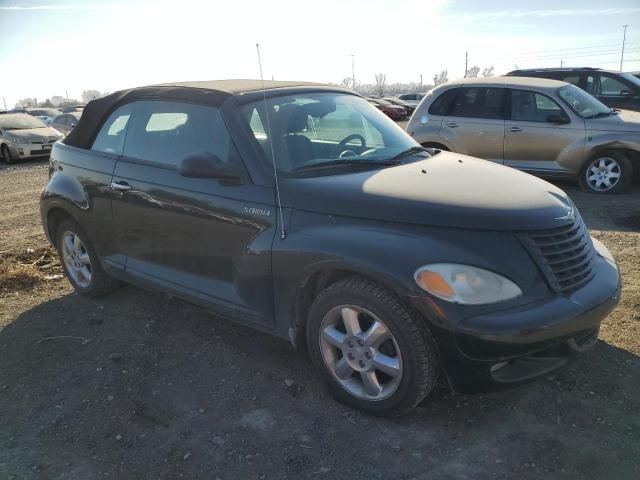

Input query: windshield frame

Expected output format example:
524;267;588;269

556;84;611;119
238;90;421;177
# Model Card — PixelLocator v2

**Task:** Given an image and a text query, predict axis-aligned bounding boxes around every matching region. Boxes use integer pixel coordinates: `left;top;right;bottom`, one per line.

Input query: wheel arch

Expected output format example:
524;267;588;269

45;206;74;245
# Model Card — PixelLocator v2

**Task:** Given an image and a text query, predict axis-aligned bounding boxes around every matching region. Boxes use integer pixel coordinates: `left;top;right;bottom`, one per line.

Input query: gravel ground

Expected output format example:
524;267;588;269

0;159;639;480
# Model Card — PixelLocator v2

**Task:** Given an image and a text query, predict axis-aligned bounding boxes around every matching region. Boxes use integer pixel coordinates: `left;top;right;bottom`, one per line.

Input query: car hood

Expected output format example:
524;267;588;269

586;109;640;133
286;152;575;231
5;127;61;142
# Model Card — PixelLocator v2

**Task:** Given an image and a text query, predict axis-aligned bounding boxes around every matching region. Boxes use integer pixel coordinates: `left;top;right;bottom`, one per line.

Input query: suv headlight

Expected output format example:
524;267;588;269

414;264;522;305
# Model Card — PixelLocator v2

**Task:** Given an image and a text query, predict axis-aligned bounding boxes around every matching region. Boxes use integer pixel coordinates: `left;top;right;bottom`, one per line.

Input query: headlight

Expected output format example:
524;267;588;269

414;264;522;305
7;135;28;145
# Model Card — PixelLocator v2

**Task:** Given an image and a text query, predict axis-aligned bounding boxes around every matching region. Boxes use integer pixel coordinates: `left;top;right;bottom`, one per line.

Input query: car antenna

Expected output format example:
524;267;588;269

256;42;286;240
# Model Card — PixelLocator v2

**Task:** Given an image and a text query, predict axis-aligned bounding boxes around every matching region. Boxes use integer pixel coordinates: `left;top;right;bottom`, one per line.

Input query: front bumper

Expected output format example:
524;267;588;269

411;240;621;394
6;141;53;160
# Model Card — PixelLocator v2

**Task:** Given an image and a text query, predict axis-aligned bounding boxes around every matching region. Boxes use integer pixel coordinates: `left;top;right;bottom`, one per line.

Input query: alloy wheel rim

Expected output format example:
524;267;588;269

586;157;621;191
61;231;92;288
319;305;403;401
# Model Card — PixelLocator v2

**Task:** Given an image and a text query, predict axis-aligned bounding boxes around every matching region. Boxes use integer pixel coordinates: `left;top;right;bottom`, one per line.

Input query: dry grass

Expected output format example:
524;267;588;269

0;246;64;295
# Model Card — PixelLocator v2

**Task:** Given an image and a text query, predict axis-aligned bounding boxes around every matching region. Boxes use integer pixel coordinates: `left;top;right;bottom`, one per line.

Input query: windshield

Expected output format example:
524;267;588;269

29;108;59;117
241;92;420;175
557;84;611;118
620;72;640;88
0;114;48;130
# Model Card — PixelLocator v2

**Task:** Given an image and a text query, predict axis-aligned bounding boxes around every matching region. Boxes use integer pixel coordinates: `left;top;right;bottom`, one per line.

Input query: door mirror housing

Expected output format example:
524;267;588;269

546;114;570;124
178;152;240;180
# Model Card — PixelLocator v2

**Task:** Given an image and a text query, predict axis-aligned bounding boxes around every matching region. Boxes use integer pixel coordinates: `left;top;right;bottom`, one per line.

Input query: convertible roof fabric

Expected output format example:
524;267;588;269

64;79;327;149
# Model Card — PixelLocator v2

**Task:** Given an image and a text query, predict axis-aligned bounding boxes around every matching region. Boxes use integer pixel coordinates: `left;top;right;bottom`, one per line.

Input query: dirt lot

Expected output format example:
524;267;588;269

1;160;639;480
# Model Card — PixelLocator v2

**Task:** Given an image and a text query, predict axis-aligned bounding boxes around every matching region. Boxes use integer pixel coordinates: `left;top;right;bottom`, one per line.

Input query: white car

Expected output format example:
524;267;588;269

0;113;64;163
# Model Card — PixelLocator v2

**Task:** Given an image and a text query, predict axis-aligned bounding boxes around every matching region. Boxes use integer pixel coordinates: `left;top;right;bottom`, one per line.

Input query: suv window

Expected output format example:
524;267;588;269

599;74;631;96
91;104;132;155
560;75;580;86
510;89;565;122
428;88;458;115
448;87;504;119
123;101;235;166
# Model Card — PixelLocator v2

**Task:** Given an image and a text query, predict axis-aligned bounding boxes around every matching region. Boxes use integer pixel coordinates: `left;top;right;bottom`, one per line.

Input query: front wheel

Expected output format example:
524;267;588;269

579;151;633;194
2;144;14;164
307;276;440;416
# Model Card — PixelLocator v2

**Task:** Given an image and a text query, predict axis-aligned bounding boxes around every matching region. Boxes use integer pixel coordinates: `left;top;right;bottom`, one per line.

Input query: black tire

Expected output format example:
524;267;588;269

55;218;118;297
578;151;633;194
2;144;14;164
306;276;439;416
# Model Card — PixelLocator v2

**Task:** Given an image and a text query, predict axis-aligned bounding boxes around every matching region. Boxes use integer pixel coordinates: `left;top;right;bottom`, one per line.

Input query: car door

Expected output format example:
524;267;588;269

110;100;277;329
596;72;640;111
438;86;506;163
504;89;585;174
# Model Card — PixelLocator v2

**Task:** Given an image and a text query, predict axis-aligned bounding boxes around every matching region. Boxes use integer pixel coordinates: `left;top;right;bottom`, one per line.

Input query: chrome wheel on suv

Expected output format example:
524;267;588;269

580;151;633;194
585;156;621;192
319;305;403;401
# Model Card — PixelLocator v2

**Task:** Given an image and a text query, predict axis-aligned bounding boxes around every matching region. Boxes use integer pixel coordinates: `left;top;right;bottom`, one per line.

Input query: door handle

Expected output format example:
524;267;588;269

445;122;459;128
111;181;131;191
508;126;522;132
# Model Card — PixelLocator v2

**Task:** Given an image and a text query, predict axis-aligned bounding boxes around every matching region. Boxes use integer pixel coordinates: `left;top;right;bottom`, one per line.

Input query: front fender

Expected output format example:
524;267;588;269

272;212;549;345
563;131;640;172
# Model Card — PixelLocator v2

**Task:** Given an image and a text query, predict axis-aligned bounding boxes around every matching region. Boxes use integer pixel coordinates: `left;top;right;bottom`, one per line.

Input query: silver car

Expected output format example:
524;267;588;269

0;113;64;163
407;77;640;193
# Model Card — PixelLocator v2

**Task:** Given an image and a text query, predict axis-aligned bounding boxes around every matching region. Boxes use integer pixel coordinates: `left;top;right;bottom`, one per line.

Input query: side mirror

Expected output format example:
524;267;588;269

546;114;570;124
178;152;240;180
70;123;76;128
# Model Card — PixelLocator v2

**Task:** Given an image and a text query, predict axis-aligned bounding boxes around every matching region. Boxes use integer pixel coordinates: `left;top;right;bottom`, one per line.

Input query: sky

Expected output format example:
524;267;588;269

1;0;640;108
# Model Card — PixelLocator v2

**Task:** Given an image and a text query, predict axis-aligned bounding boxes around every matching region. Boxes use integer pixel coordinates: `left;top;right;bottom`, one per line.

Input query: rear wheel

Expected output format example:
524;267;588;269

307;276;439;416
1;144;14;164
56;218;118;296
579;151;633;194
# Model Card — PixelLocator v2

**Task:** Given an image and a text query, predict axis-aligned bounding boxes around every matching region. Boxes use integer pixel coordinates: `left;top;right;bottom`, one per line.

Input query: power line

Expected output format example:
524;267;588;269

512;40;640;56
512;46;640;62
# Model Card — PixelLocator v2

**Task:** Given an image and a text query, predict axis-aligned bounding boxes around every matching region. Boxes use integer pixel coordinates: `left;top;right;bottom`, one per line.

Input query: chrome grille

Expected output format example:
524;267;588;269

522;215;596;293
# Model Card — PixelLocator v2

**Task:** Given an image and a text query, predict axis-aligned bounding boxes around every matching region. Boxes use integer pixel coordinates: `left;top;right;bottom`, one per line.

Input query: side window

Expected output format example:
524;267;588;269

428;88;459;115
448;87;504;119
599;74;631;96
585;75;597;94
561;75;580;86
123;101;235;166
91;104;132;155
511;90;565;123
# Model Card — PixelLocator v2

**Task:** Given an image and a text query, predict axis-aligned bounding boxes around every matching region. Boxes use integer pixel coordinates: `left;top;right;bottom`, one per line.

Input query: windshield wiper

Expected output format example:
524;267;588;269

587;110;618;119
389;145;430;161
293;158;401;173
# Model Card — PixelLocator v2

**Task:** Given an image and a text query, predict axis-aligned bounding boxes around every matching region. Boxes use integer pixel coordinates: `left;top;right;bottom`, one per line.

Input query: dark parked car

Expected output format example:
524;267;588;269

50;112;82;136
41;80;620;416
397;93;426;107
366;98;406;120
507;68;640;112
383;97;416;115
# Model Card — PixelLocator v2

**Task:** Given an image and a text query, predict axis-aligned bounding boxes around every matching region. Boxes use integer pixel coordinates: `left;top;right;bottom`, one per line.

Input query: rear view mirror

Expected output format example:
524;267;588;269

546;114;570;124
178;152;240;180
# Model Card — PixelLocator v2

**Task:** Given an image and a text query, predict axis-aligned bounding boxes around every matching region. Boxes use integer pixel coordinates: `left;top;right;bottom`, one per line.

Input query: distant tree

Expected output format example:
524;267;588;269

482;66;495;77
81;89;103;103
50;96;65;107
374;73;387;97
433;70;449;86
340;77;353;89
16;97;36;108
40;98;54;107
466;65;480;78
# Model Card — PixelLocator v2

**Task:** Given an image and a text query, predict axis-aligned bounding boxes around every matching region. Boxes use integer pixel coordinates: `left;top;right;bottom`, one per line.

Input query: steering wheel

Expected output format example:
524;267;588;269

332;134;366;158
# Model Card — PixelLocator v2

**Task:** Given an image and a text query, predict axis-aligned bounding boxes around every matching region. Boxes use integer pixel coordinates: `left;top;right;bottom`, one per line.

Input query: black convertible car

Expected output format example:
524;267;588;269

41;79;620;416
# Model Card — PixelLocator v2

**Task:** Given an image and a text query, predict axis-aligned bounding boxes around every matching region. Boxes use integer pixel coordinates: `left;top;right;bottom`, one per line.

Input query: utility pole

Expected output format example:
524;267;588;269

464;51;468;78
351;54;355;90
620;24;628;71
65;89;69;101
560;59;564;68
2;97;6;111
420;74;423;86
